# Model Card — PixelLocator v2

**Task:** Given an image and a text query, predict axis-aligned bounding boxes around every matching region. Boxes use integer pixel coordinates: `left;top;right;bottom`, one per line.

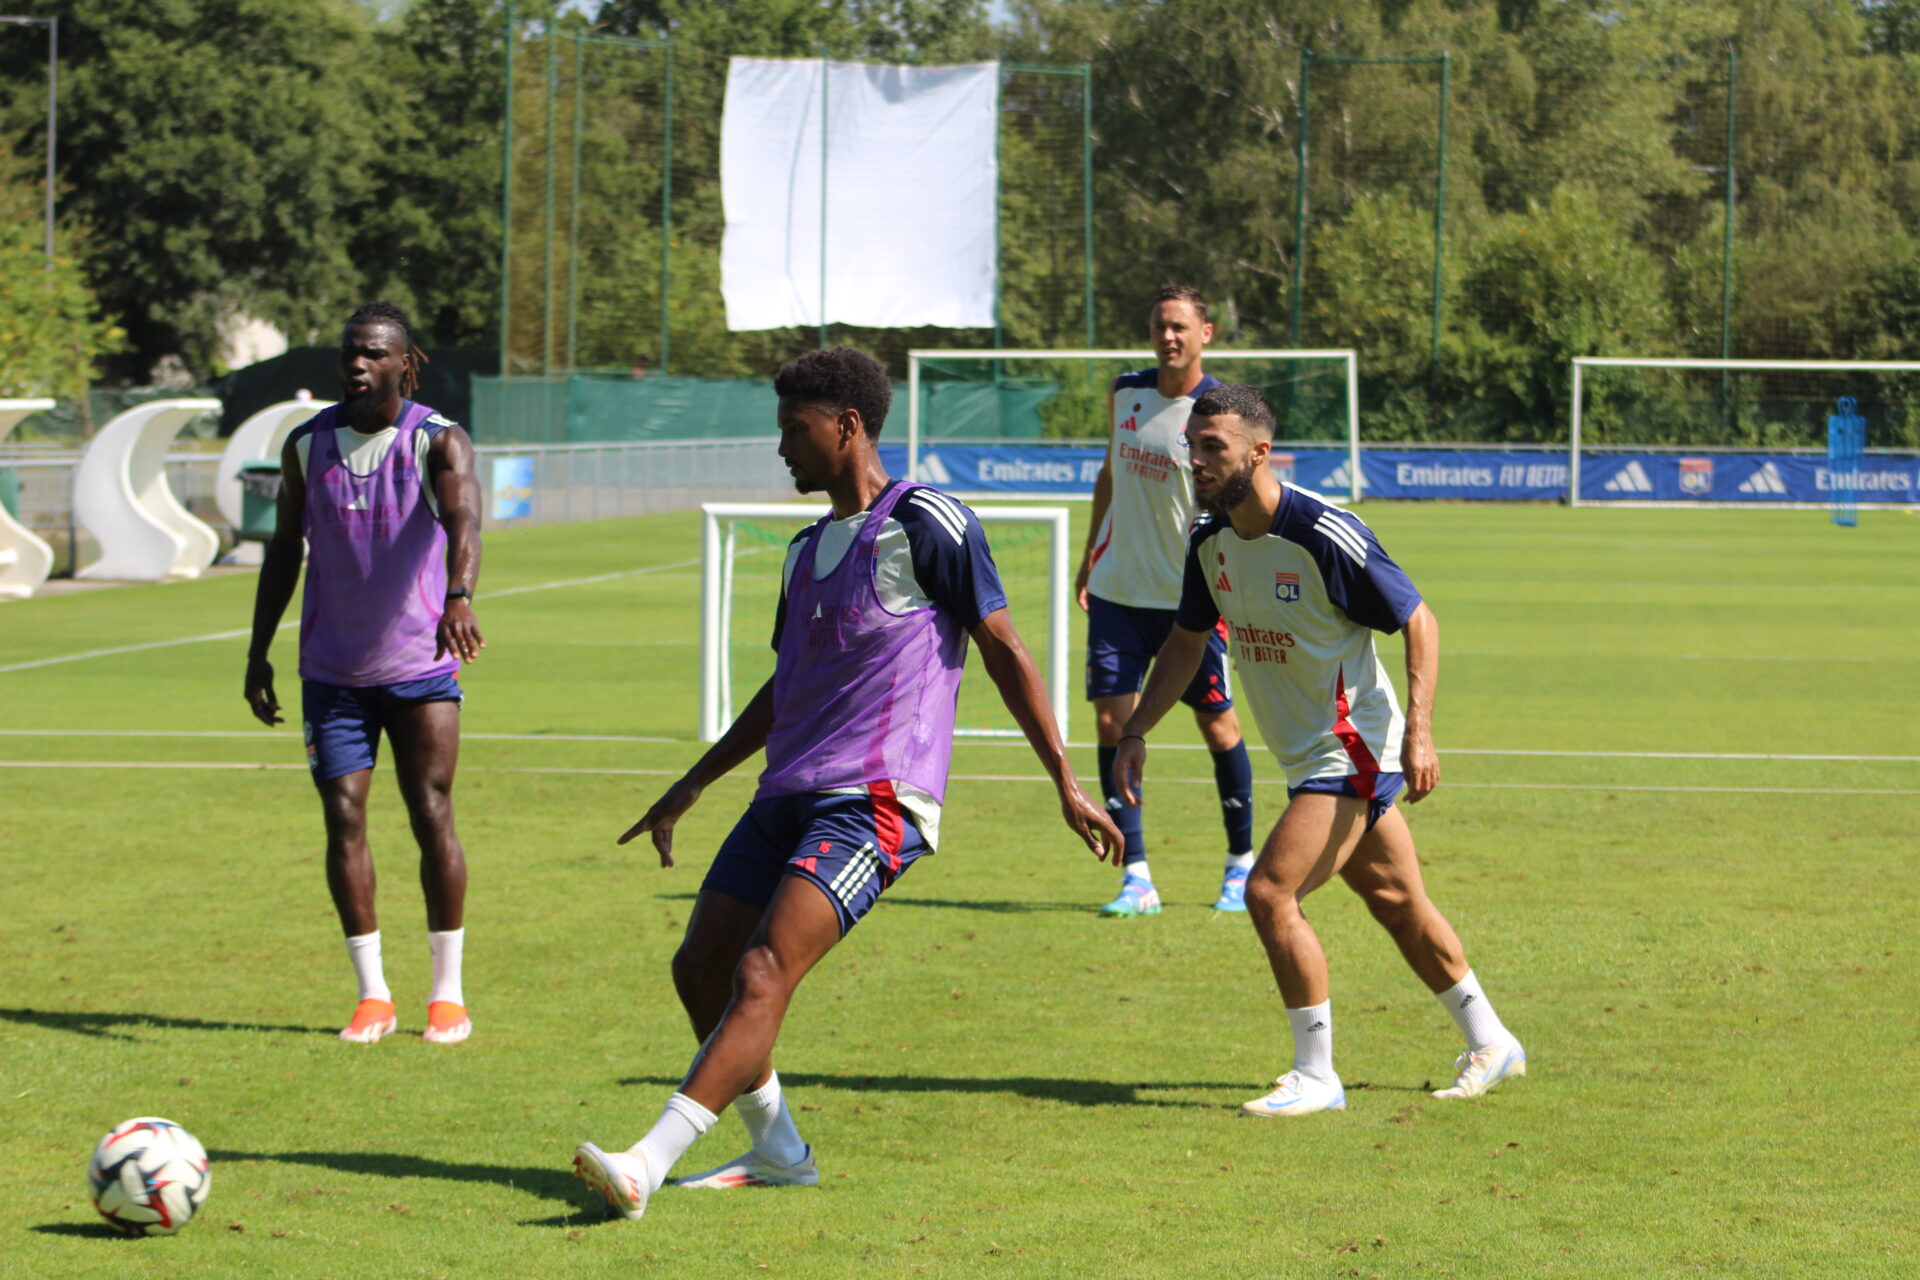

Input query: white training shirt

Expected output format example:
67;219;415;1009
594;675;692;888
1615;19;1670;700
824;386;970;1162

1085;369;1220;609
1177;485;1424;787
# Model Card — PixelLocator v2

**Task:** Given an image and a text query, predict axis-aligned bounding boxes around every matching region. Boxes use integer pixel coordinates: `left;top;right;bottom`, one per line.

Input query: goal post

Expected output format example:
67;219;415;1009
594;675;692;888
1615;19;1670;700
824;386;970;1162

699;502;1072;743
906;349;1362;503
1570;356;1920;508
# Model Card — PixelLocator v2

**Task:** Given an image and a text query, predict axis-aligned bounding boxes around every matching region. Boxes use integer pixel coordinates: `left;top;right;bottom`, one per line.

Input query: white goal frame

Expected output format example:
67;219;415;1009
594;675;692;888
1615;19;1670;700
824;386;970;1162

1570;356;1920;507
700;501;1072;743
907;349;1363;503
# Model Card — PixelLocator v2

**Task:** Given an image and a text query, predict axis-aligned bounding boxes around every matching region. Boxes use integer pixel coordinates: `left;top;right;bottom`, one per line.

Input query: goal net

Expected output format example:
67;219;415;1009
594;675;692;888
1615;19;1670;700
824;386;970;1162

1570;357;1920;508
699;502;1070;743
905;349;1362;501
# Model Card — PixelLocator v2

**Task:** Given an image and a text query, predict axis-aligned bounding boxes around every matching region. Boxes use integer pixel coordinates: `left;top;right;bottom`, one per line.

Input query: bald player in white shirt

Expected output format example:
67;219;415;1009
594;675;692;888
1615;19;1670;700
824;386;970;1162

1075;285;1257;918
1115;382;1526;1115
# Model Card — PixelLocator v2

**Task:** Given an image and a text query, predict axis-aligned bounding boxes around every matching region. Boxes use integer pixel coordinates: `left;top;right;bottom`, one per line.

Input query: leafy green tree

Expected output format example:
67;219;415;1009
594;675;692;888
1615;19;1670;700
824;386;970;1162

0;155;119;399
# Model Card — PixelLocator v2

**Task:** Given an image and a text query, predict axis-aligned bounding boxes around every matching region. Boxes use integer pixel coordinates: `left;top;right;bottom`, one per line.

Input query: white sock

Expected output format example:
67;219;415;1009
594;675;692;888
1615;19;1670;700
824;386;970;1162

1125;859;1153;884
1286;1001;1335;1081
427;928;465;1006
1437;970;1512;1050
627;1093;716;1192
734;1071;808;1166
344;932;390;1003
1225;852;1256;872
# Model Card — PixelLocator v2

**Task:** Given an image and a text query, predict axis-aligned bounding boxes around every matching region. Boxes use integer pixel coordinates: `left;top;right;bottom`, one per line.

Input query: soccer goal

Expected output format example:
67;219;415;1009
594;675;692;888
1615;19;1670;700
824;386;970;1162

1570;357;1920;508
905;349;1363;502
699;502;1071;743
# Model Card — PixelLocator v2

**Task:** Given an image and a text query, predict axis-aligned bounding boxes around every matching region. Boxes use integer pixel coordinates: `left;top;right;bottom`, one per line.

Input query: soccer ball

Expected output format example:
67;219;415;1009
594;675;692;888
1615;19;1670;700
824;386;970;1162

86;1117;211;1236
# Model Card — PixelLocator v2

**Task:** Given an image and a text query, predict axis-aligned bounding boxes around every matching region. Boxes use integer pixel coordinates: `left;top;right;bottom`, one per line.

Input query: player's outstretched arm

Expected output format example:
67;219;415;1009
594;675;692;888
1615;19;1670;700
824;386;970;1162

243;435;307;727
971;608;1124;862
1399;602;1440;802
1114;624;1211;806
618;677;777;866
429;425;485;665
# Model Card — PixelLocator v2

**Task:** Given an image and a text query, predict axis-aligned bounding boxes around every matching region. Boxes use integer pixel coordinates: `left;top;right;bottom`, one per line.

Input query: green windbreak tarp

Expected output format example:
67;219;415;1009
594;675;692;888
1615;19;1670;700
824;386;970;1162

472;373;1061;444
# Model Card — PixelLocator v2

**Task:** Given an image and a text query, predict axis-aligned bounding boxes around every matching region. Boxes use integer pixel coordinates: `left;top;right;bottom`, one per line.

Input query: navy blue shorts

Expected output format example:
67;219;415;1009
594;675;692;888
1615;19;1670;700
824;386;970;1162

1084;593;1233;711
301;674;463;782
1288;771;1407;831
703;786;930;936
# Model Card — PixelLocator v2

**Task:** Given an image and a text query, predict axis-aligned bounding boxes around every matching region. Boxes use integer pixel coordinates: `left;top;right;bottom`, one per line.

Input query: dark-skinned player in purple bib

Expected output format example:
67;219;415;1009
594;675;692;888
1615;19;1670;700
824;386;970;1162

244;301;485;1047
573;347;1123;1222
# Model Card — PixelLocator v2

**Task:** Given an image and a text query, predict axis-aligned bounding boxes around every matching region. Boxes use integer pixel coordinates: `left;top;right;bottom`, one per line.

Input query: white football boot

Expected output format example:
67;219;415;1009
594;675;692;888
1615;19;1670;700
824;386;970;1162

1432;1037;1527;1099
1241;1070;1346;1117
676;1145;819;1189
573;1143;652;1221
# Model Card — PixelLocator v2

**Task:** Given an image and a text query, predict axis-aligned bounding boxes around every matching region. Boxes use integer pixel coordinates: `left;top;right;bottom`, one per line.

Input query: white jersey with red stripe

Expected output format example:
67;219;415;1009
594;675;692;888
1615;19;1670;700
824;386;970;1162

1176;485;1424;787
1087;368;1219;609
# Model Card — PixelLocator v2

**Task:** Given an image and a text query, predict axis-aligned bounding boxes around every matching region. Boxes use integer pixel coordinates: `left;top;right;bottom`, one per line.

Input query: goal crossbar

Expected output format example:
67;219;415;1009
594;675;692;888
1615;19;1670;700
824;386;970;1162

699;501;1072;743
1569;356;1920;507
907;349;1362;503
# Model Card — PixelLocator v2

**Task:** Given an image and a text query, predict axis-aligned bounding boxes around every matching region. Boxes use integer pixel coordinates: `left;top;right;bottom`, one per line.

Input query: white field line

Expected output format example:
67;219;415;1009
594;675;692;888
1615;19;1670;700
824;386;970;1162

0;760;1913;796
0;557;702;675
0;729;1913;763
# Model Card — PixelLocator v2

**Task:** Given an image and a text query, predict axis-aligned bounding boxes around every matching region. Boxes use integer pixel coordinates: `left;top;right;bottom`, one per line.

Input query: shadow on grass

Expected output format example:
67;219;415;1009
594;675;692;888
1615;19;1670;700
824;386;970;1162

617;1071;1237;1109
28;1222;130;1239
207;1149;606;1228
0;1007;334;1042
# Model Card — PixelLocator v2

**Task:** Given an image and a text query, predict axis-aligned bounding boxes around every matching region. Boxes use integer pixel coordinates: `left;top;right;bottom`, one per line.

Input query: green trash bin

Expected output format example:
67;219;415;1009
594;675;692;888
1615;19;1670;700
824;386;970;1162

237;460;282;542
0;466;17;520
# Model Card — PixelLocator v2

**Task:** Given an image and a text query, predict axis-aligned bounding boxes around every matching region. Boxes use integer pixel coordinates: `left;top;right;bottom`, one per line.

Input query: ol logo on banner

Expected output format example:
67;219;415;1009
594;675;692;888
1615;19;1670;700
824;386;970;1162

1268;451;1296;485
1275;571;1301;603
1679;457;1714;495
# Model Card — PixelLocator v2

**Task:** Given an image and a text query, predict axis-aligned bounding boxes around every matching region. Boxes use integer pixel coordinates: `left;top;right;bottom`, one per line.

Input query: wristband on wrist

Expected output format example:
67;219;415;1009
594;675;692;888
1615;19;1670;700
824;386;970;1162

1118;734;1146;746
445;587;473;601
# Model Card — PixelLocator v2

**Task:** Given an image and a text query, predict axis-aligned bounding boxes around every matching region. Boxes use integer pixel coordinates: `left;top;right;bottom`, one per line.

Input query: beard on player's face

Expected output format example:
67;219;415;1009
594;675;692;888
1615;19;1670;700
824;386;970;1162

1195;454;1258;515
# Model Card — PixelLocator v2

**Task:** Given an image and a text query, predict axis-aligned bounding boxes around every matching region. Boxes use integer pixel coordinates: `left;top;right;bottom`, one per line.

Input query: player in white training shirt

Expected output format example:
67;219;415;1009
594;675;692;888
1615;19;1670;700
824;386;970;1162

1115;383;1526;1114
1076;285;1257;918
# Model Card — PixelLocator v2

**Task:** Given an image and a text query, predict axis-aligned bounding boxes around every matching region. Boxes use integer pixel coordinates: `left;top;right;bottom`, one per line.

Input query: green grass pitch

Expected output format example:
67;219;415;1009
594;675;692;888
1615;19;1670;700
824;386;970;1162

1;502;1916;1278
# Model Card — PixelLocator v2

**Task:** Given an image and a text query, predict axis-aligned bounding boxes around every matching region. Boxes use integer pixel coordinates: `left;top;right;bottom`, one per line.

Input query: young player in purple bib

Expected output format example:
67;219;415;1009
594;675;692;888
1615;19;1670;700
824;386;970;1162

244;302;485;1048
574;347;1122;1222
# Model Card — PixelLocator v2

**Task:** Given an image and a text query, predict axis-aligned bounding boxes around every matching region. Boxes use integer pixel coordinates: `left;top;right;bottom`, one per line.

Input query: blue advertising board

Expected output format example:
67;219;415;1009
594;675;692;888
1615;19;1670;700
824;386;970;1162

877;443;1920;504
490;455;534;521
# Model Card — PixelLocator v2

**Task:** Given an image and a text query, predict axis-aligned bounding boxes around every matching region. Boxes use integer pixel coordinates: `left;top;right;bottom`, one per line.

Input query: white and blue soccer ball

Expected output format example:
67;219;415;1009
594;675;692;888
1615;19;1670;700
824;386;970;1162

86;1117;211;1236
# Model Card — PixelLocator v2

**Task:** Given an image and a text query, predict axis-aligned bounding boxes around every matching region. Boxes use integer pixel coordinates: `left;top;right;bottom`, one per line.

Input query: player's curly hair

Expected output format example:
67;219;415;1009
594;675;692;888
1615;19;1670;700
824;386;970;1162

773;346;892;438
344;300;429;398
1192;382;1275;437
1152;283;1208;324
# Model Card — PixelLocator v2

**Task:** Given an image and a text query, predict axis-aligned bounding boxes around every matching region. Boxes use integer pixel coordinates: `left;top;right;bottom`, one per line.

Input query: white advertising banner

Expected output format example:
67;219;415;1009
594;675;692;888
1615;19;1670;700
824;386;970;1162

721;57;999;331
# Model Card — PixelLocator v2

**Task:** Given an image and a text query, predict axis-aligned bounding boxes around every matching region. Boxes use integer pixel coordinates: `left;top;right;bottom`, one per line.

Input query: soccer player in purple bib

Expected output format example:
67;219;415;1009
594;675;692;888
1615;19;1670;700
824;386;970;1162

243;302;485;1047
574;347;1122;1221
1077;285;1257;917
1117;383;1526;1115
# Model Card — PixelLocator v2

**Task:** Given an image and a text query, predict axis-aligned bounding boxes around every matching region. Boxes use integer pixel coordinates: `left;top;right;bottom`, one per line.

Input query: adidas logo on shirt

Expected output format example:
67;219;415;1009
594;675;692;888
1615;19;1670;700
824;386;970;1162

1738;462;1788;495
1603;461;1654;494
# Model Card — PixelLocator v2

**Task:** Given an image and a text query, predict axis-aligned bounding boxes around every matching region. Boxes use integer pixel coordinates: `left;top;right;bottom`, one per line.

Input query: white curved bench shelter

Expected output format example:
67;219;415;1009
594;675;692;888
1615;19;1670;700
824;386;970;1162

215;398;328;565
0;398;58;600
74;398;224;581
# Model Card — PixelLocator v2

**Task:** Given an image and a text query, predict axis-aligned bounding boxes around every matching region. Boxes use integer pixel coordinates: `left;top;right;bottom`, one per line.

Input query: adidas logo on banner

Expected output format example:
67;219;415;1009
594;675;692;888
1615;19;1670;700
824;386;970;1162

1603;461;1654;494
1738;462;1788;495
1324;462;1356;492
917;451;952;485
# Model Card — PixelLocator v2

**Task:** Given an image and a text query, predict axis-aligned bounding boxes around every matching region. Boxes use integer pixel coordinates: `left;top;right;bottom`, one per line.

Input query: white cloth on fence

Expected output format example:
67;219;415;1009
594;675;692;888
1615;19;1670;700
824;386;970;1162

720;57;999;331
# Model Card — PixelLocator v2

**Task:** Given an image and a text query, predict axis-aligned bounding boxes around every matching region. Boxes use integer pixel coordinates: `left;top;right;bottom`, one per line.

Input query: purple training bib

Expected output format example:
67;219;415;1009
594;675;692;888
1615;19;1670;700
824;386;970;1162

297;401;458;688
756;482;969;804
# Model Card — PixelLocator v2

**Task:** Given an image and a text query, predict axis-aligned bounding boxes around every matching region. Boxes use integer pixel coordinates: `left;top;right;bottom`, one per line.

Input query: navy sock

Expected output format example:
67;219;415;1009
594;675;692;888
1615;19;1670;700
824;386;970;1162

1096;745;1147;868
1211;740;1254;855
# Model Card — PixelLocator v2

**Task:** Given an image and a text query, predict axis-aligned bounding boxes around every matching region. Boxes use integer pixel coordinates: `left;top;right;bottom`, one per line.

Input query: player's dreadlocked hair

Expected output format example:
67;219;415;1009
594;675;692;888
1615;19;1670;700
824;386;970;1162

345;300;429;398
1192;382;1276;437
773;346;892;438
1152;283;1208;325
